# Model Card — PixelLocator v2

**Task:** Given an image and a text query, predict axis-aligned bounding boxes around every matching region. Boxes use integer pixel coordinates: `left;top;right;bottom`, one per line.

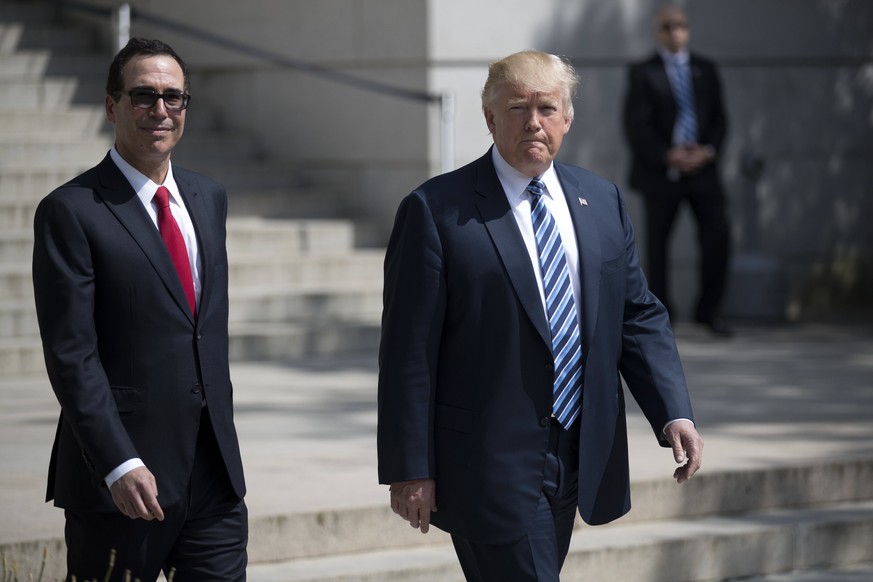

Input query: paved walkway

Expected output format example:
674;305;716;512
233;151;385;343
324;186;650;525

2;322;873;547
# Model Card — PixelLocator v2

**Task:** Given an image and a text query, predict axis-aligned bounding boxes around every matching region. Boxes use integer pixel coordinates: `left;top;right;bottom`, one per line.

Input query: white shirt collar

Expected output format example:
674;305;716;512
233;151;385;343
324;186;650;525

491;146;562;203
659;47;690;66
109;145;181;207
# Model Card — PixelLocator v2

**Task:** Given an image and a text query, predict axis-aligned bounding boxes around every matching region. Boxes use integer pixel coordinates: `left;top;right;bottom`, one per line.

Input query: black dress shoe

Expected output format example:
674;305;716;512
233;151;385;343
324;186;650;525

696;317;734;337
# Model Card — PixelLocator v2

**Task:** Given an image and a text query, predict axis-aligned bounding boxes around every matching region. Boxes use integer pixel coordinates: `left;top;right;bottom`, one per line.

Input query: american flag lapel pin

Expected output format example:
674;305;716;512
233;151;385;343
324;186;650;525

578;197;588;206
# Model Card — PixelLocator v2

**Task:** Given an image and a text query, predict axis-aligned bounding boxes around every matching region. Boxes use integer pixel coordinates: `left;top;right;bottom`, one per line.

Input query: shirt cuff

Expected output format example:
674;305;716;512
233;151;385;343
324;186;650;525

104;458;145;488
662;418;694;437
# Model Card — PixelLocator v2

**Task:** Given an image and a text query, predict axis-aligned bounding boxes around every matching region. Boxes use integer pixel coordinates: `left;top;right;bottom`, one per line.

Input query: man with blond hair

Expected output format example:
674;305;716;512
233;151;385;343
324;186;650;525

378;50;703;580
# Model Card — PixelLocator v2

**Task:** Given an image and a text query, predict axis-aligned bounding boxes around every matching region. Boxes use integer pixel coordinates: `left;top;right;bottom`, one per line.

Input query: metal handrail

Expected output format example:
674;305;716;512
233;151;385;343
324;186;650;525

54;0;455;172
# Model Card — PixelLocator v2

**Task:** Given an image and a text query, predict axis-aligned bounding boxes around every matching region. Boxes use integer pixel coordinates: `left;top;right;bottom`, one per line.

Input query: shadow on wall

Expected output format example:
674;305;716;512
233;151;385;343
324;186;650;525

537;0;873;322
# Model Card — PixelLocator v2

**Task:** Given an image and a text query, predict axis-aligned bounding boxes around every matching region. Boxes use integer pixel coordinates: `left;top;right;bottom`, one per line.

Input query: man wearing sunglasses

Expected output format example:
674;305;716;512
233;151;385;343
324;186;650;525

32;38;246;580
623;4;732;336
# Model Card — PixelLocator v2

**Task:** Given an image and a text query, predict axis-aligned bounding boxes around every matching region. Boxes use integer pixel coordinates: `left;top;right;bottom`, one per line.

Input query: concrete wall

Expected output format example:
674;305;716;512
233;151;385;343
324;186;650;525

68;0;872;320
425;0;873;321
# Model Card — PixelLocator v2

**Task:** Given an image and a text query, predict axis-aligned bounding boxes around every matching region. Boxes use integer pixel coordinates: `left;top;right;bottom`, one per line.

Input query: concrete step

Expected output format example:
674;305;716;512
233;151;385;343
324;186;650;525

228;187;349;220
229;283;382;324
0;165;94;199
0;51;108;81
228;320;380;361
227;250;383;288
0;134;111;168
0;261;31;300
173;160;304;192
0;228;31;261
244;501;873;582
0;298;35;336
227;218;357;254
5;22;103;53
0;22;24;54
1;253;383;302
0;2;60;27
0;77;104;110
0;335;43;376
0;50;51;80
0;133;260;168
738;563;873;581
0;107;107;135
0;283;382;339
237;456;873;581
0;322;383;379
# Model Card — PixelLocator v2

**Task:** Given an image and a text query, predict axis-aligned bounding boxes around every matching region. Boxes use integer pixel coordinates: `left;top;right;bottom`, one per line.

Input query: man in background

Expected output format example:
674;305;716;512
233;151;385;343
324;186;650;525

623;3;732;335
32;38;246;580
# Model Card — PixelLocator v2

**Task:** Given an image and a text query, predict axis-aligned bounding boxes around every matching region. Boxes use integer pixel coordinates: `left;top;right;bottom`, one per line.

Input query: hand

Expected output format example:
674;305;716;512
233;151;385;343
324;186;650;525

664;420;703;483
109;466;164;521
389;478;437;533
666;145;712;176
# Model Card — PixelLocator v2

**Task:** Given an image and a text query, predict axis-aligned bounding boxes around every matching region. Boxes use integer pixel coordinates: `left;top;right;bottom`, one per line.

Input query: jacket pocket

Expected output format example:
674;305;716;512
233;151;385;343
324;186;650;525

110;386;142;414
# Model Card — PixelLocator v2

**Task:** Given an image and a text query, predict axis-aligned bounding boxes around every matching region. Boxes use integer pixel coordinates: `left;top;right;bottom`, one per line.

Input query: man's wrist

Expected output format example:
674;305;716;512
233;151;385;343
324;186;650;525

104;458;145;488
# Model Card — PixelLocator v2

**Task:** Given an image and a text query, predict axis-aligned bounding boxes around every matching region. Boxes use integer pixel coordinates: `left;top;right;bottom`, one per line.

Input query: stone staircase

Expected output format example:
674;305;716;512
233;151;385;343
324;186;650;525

242;459;873;581
0;0;382;376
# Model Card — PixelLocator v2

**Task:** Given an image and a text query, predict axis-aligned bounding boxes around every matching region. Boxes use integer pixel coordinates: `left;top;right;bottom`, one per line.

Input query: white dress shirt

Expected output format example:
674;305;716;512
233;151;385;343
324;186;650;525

103;146;202;487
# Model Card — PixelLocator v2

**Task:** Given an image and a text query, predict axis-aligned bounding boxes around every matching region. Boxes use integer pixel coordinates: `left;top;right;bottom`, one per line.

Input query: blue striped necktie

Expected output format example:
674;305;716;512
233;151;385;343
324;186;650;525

527;179;582;428
673;56;698;144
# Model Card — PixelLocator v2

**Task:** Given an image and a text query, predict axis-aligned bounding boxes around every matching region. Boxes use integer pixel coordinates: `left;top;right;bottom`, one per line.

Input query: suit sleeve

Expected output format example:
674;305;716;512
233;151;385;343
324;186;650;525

32;193;138;481
377;191;446;484
613;187;694;445
623;64;672;171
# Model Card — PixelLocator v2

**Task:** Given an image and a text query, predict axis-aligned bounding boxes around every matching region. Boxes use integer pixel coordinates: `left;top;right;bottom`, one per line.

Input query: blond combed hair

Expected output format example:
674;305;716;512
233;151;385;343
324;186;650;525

481;50;580;120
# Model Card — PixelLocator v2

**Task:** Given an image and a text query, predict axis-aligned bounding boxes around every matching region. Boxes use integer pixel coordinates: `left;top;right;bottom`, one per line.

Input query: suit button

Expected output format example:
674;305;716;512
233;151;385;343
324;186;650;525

191;383;201;394
540;416;551;427
196;334;203;340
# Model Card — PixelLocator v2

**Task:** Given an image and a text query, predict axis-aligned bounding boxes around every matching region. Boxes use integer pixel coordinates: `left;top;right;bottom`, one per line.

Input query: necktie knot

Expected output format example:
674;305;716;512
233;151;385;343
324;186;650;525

153;185;171;209
526;179;546;199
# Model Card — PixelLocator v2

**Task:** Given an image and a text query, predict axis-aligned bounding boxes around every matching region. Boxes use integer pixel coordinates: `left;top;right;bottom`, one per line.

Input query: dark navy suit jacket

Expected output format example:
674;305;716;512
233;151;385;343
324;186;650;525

377;150;694;544
623;51;727;193
32;154;245;512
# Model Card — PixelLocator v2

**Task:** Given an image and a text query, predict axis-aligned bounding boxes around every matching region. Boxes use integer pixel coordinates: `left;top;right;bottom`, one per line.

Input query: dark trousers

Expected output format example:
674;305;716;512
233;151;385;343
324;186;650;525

451;419;580;582
64;409;247;582
642;178;730;323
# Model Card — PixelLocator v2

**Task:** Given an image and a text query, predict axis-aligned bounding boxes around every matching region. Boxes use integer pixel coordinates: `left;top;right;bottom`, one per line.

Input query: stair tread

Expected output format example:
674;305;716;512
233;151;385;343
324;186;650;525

246;501;873;580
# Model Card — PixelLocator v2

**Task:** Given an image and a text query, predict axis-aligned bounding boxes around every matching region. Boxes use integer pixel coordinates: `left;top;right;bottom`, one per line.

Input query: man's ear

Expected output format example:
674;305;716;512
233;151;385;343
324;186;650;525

105;94;116;123
484;107;496;135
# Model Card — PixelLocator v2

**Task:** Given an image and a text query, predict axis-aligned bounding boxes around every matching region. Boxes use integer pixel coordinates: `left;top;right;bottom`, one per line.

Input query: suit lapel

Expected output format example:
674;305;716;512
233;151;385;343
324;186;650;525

473;153;551;347
94;155;195;325
556;164;600;349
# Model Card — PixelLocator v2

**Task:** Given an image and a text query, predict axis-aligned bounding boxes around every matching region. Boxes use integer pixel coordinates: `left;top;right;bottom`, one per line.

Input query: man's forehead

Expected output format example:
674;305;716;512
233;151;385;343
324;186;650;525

503;86;563;103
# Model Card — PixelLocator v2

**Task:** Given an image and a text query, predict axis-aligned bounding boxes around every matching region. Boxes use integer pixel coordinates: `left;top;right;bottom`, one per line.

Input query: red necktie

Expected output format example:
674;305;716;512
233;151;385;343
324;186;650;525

153;186;196;316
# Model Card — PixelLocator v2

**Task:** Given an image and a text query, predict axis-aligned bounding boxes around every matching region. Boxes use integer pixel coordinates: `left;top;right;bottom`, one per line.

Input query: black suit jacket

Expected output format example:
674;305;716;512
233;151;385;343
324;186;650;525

32;153;245;512
377;150;694;544
623;52;727;193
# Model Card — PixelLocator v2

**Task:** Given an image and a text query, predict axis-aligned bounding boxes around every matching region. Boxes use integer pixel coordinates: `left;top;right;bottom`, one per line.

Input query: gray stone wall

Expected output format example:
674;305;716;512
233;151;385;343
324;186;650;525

68;0;872;320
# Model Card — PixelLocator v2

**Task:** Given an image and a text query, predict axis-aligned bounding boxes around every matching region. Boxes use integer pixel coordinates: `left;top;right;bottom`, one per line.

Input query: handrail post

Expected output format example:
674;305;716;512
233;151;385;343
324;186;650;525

113;3;131;53
440;91;455;174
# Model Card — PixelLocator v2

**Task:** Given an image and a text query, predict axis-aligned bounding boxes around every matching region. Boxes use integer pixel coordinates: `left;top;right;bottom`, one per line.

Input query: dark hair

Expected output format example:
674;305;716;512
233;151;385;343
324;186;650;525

106;37;190;100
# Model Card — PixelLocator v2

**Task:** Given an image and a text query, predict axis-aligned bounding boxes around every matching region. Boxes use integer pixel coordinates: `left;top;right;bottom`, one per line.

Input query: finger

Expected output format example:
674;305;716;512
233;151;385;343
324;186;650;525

419;507;431;534
143;494;164;521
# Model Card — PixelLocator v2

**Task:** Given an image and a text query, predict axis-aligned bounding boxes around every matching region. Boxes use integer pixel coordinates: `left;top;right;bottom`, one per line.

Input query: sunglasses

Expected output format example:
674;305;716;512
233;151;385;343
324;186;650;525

660;21;688;32
125;89;191;111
